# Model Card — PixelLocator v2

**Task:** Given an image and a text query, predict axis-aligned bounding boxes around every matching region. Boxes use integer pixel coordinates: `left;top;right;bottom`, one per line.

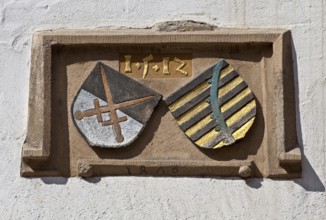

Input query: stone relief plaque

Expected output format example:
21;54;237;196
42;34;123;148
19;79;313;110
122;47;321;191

21;27;301;178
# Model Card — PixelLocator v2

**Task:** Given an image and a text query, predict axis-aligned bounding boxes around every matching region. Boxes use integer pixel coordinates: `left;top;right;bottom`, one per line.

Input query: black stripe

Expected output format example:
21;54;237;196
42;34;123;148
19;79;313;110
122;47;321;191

189;93;254;141
171;87;210;118
229;106;256;132
203;107;256;149
180;105;212;131
171;69;239;118
222;93;254;120
165;60;227;105
189;119;217;141
178;81;248;131
218;81;248;105
219;70;238;88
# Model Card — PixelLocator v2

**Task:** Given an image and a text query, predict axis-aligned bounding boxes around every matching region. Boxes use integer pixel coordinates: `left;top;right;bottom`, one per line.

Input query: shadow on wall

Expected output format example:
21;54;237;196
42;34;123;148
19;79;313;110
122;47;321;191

293;155;325;192
243;37;325;192
243;155;325;192
40;177;68;185
290;37;325;192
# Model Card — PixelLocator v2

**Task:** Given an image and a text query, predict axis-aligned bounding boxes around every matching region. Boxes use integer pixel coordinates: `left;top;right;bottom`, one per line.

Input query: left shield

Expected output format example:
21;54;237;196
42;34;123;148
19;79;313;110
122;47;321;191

72;62;162;148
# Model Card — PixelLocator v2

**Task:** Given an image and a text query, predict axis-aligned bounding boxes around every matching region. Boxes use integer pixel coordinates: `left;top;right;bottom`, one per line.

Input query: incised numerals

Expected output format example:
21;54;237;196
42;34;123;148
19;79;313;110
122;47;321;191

119;53;192;78
126;166;179;175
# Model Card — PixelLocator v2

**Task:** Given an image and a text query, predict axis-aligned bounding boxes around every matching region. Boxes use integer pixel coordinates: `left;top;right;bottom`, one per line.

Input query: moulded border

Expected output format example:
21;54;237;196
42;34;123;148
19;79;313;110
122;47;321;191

21;28;301;178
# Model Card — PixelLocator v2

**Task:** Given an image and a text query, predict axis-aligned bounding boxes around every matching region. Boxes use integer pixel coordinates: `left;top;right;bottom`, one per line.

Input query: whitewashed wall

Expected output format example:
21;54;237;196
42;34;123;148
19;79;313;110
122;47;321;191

0;0;325;219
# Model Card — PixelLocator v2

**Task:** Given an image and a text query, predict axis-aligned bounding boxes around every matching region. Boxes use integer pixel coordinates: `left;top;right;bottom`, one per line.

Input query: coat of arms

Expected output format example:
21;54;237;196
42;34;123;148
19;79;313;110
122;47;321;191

72;62;161;148
165;60;256;149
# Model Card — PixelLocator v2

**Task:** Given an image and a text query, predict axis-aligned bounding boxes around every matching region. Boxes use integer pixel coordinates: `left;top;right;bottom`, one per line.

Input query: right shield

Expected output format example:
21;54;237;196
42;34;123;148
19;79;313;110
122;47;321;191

165;59;257;149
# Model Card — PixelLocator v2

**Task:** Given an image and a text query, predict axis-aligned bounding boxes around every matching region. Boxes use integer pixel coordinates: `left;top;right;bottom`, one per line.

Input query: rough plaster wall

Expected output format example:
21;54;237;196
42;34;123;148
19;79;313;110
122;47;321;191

0;0;325;219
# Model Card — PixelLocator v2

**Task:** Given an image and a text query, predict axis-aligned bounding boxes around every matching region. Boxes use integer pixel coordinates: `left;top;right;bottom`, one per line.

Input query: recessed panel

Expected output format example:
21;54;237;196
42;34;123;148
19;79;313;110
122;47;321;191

21;29;301;178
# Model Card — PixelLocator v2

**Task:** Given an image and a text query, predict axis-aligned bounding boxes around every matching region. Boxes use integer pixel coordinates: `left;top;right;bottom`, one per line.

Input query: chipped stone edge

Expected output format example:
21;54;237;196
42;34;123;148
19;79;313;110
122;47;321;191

152;20;216;32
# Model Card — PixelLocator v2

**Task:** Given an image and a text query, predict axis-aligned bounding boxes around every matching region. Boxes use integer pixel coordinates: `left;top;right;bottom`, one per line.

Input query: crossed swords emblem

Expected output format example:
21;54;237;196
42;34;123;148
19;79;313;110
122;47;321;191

75;65;154;143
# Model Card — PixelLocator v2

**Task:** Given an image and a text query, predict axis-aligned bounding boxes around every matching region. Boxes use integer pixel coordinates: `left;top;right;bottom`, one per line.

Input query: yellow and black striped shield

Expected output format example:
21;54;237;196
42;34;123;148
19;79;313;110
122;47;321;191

165;60;256;149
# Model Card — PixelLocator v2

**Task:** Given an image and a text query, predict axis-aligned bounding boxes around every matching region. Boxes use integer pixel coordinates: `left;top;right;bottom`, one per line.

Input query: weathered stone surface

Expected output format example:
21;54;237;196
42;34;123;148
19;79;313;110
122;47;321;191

153;20;216;32
238;165;252;178
21;29;301;178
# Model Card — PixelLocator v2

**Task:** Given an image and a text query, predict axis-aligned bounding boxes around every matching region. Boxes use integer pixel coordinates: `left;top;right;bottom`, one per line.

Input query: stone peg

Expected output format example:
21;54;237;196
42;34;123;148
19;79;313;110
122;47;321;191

238;165;252;178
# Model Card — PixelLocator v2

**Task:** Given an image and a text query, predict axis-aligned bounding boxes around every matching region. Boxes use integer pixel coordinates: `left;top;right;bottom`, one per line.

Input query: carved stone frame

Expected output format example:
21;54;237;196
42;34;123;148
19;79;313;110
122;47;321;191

21;29;301;178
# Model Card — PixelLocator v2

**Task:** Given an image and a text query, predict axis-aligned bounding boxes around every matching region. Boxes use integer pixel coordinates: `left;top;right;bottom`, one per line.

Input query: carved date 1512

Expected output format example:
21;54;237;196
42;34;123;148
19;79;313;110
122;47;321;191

119;53;192;78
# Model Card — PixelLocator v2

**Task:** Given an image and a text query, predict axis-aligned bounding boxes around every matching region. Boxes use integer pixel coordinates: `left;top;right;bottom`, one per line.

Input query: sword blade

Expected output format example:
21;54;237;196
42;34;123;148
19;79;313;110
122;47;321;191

115;96;155;109
100;65;124;142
